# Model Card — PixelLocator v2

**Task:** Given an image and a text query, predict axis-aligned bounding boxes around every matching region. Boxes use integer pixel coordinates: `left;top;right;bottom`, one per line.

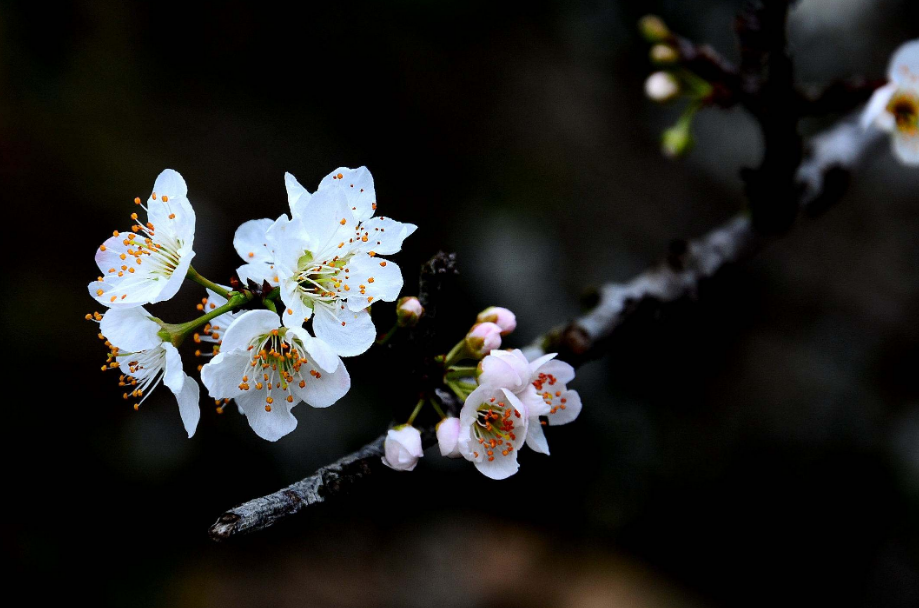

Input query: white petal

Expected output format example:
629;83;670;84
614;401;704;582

291;357;351;408
148;194;196;246
200;351;250;399
317;166;377;222
219;310;279;353
525;419;550;455
237;262;277;287
548;390;582;426
161;343;186;393
861;83;897;130
519;384;551;418
893;129;919;165
353;216;417;255
100;307;161;352
297;188;356;256
286;328;340;372
474;451;520;480
479;349;530;392
235;391;298;442
889;40;919;86
151;169;188;200
279;278;314;328
148;250;195;304
233;218;275;264
342;254;404;311
285;172;312;218
312;304;375;357
531;358;576;386
172;375;201;438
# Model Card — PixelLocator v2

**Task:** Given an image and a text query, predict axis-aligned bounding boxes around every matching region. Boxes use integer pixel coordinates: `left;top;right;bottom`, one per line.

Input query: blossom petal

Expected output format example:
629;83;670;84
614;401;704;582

290;355;350;408
173;375;201;438
149;250;195;304
889;40;919;86
161;343;186;394
525;419;551;455
237;261;277;287
279;278;314;327
318;166;377;222
200;351;250;399
219;310;280;353
233;218;274;264
100;307;161;352
893;130;919;165
234;390;298;441
548;389;582;426
861;82;897;130
285;172;312;217
341;255;404;311
297;188;356;257
479;349;530;392
312;304;375;357
286;327;340;372
474;451;520;480
353;216;417;256
532;358;575;386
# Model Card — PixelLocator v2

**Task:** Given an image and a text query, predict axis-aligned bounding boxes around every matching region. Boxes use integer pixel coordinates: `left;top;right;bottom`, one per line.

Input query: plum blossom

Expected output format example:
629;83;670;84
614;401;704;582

382;425;424;471
89;169;196;308
200;310;350;441
863;40;919;165
464;322;502;358
268;167;416;356
477;349;582;455
436;416;462;458
457;385;528;480
98;307;200;437
476;306;516;335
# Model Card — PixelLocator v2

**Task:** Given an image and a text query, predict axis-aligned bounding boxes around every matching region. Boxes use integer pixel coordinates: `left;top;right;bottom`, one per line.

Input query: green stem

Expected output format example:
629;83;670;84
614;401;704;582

375;323;399;346
443;340;469;367
430;399;447;420
406;398;426;425
186;265;232;299
445;366;477;381
158;291;253;346
445;379;474;402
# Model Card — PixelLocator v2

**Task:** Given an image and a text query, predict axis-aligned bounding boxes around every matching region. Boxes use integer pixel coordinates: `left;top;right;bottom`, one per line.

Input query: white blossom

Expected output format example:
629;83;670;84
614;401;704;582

457;385;528;480
436;417;462;458
89;169;196;308
99;307;200;437
200;310;350;441
862;40;919;165
476;306;516;335
382;425;424;471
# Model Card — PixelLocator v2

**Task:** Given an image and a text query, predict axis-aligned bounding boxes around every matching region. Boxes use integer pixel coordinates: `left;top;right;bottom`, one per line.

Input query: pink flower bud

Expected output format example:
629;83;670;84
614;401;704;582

381;425;423;471
436;417;462;458
476;306;516;335
396;296;424;327
465;322;502;358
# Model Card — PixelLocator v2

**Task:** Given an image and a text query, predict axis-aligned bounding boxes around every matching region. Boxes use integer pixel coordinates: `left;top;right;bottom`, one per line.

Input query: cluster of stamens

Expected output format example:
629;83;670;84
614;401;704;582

471;397;520;462
239;330;319;412
192;296;224;370
889;91;919;134
532;372;567;422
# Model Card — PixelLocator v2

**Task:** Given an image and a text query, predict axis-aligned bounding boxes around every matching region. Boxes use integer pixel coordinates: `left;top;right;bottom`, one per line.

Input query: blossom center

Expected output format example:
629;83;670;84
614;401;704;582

238;329;319;411
294;251;349;305
471;397;520;462
888;91;919;134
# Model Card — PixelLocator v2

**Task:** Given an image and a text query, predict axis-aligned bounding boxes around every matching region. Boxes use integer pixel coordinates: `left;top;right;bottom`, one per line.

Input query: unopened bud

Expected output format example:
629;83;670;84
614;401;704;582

645;72;680;103
382;425;423;471
639;15;670;43
476;306;516;335
650;44;679;65
436;417;462;458
662;117;694;158
465;322;502;358
396;296;424;327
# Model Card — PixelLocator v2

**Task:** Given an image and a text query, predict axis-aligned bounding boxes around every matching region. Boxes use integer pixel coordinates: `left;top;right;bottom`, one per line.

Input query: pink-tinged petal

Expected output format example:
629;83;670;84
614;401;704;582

889;40;919;86
525;420;550;455
219;310;279;353
479;349;530;392
233;218;274;264
99;307;161;352
234;390;298;442
318;166;377;222
311;304;375;357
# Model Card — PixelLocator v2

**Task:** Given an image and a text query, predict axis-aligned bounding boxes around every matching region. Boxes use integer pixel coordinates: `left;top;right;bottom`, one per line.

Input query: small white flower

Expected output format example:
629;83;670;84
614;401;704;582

476;306;516;335
478;349;582;455
89;169;196;308
465;322;503;358
436;416;462;458
99;307;200;437
863;40;919;165
269;167;417;357
382;425;424;471
645;71;680;102
457;385;528;480
200;310;350;441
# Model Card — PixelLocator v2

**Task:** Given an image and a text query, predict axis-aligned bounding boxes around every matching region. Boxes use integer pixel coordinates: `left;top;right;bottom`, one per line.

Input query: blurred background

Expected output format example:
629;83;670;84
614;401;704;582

3;0;919;605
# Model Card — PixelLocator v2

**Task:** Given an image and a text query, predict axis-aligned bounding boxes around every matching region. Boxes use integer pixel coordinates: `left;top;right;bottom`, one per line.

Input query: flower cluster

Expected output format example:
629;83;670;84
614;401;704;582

88;167;415;440
382;307;583;480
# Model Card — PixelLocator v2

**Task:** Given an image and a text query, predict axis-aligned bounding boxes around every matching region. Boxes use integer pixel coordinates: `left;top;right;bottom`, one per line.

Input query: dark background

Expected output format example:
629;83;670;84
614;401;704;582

4;0;919;606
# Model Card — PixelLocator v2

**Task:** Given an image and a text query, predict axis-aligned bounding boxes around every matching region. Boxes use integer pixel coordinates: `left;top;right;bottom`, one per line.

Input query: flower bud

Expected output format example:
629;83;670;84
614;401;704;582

638;15;670;43
662;118;694;158
382;425;423;471
644;72;680;103
476;306;516;335
465;322;502;358
650;44;679;66
396;296;424;327
436;417;462;458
